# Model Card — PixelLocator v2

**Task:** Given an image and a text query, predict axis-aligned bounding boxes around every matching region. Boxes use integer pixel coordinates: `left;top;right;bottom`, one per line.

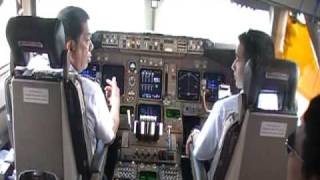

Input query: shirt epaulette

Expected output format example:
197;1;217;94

81;74;100;84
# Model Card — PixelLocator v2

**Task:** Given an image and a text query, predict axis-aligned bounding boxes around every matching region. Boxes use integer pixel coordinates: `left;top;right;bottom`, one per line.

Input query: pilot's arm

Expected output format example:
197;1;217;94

83;76;120;146
104;77;120;136
86;81;116;144
187;100;225;161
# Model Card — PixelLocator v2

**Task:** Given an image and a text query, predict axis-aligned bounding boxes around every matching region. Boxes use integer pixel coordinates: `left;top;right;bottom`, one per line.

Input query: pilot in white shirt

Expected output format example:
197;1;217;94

58;6;120;154
193;93;242;160
79;73;116;153
186;30;275;163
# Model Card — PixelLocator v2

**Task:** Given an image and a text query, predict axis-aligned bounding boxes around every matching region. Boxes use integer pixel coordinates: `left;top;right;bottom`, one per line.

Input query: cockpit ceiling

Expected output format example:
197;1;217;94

231;0;270;11
232;0;320;19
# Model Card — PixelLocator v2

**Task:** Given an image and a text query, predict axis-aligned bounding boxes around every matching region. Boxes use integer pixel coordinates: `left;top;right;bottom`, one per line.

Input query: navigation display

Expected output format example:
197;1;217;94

204;72;225;102
178;70;200;101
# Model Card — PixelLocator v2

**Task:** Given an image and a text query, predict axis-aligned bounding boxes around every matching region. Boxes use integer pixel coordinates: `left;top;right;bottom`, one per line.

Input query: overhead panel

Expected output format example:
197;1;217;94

232;0;320;18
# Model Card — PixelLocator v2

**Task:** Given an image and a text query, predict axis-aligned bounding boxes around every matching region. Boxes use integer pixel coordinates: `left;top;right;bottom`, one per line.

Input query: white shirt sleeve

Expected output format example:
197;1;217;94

192;94;241;161
193;100;225;160
81;78;115;145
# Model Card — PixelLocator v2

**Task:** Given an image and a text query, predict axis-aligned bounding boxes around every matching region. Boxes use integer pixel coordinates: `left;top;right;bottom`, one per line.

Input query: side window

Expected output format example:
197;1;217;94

0;0;16;67
0;0;16;108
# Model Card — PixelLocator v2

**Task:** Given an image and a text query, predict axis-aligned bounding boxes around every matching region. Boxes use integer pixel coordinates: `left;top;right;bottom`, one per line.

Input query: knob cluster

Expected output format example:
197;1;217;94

159;164;182;180
113;162;137;180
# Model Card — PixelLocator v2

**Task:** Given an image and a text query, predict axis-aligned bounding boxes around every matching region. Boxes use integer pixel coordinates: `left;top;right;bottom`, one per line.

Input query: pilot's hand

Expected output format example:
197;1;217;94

185;130;199;156
104;77;120;108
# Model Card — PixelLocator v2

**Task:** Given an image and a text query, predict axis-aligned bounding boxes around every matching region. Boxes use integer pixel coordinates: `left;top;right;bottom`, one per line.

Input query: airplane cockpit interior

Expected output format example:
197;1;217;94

1;0;320;180
88;31;235;180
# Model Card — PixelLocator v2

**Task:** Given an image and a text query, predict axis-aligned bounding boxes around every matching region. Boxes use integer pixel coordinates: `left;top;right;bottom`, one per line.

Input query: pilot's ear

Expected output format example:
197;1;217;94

66;40;76;51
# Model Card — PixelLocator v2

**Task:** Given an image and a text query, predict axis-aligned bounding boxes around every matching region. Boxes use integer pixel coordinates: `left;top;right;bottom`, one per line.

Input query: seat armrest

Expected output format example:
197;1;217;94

4;76;13;145
90;173;102;180
90;140;108;173
190;144;208;180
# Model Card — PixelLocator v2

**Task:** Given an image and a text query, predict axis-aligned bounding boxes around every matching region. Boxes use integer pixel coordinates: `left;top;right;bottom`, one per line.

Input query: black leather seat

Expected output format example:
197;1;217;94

6;16;108;180
191;58;298;180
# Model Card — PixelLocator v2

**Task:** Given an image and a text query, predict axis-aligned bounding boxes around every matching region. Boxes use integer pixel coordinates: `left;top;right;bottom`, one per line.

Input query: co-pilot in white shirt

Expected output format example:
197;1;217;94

192;93;243;161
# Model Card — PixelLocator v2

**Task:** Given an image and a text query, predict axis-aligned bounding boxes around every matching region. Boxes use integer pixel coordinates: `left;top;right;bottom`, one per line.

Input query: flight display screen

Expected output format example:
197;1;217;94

257;90;279;111
204;72;225;102
138;104;162;122
120;105;134;115
139;69;162;99
166;109;181;119
102;64;125;95
177;70;200;101
139;171;157;180
80;63;100;79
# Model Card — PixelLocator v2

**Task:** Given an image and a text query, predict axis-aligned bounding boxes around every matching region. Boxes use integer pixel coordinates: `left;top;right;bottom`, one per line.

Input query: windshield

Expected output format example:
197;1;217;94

36;0;271;44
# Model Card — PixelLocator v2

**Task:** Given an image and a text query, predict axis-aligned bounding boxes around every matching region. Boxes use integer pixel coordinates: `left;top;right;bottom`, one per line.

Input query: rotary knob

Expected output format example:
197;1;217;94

129;62;136;72
129;76;136;86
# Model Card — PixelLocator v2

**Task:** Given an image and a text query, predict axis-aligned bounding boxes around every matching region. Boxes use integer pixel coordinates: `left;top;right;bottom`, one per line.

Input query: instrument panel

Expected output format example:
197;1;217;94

82;59;230;119
87;31;235;180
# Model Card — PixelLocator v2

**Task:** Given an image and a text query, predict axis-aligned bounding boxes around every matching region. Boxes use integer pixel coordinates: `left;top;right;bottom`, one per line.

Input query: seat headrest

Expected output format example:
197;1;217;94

243;59;297;113
6;16;65;68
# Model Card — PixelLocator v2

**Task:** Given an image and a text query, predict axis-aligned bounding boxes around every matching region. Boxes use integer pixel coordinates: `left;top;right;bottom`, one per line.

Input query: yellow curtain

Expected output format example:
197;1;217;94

280;15;320;100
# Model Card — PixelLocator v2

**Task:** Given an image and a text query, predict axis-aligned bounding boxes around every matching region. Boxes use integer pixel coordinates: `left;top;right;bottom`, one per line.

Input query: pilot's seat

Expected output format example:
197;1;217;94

190;58;298;180
5;16;108;180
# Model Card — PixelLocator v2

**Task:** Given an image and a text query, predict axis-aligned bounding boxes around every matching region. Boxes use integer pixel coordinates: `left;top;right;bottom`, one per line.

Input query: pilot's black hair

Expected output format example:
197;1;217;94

238;29;275;65
303;94;320;180
57;6;89;42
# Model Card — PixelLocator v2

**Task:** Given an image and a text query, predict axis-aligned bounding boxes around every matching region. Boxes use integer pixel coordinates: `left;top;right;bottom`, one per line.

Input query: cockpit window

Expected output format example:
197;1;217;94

36;0;271;44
